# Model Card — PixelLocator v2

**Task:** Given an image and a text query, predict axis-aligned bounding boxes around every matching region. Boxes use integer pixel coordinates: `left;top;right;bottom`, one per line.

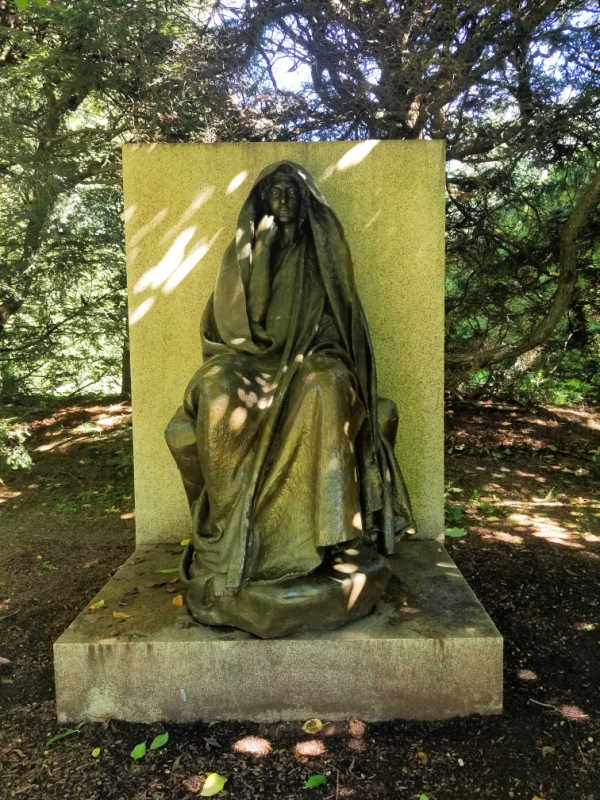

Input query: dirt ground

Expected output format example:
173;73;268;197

1;398;599;800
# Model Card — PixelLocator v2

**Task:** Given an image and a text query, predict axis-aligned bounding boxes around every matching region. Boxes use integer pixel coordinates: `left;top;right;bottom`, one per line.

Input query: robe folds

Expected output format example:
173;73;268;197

166;160;412;613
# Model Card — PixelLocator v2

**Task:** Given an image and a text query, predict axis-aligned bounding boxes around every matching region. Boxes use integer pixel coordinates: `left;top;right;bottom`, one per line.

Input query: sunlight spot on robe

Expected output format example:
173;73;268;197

204;365;222;377
518;669;537;681
226;170;249;194
343;421;350;436
163;229;223;293
231;337;247;345
129;208;167;247
134;227;196;293
353;468;358;483
237;388;257;407
385;468;391;483
333;562;358;574
352;512;363;530
210;394;229;426
295;353;304;362
232;735;272;757
348;441;354;453
294;739;325;758
328;456;340;471
346;571;366;610
260;372;272;380
129;297;155;325
344;548;359;556
257;395;274;410
238;374;251;386
240;241;252;259
236;227;245;244
229;406;248;432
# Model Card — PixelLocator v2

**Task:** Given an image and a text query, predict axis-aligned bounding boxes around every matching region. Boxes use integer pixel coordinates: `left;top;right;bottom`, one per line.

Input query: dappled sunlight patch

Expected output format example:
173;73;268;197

507;512;586;548
228;406;248;432
210;394;230;427
232;735;272;757
480;531;524;545
518;669;538;681
294;739;326;759
346;571;366;610
346;737;365;752
398;605;419;614
134;226;196;293
226;171;248;194
129;208;167;248
162;230;223;294
347;719;366;738
560;704;590;722
573;621;598;632
129;296;155;325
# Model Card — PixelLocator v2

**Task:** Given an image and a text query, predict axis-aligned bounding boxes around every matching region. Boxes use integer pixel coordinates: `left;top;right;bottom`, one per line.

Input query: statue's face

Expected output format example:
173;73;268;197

267;174;300;223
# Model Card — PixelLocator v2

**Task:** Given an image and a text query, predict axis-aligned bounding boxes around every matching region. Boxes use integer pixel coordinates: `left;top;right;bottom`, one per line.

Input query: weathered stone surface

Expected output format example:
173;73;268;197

122;141;445;544
54;541;502;722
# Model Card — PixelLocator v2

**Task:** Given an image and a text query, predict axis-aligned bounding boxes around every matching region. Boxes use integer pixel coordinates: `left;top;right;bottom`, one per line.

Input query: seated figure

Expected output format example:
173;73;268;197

166;161;412;638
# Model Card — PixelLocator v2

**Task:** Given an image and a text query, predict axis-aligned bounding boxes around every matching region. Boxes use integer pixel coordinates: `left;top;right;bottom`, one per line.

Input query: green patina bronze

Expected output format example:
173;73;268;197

165;161;413;638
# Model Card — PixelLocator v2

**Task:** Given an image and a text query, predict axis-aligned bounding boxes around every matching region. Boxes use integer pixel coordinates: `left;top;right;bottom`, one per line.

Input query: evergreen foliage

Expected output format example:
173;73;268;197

0;0;598;402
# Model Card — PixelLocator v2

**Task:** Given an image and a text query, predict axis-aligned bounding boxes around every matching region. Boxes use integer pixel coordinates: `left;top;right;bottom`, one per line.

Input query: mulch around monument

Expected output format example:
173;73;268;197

1;397;599;800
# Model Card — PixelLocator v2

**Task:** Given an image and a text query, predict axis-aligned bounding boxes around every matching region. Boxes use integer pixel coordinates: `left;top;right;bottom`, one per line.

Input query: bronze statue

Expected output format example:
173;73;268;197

166;161;412;638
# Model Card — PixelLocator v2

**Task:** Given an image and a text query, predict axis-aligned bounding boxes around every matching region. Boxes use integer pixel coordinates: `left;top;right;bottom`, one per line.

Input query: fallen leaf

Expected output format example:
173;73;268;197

347;719;365;738
200;772;227;796
82;560;99;569
88;599;105;612
150;732;169;750
172;594;184;607
416;750;428;764
0;656;11;665
112;611;131;620
169;576;180;584
91;747;101;758
445;527;468;538
302;718;323;734
46;729;79;747
541;745;555;757
180;539;191;546
183;775;205;793
130;741;146;760
304;774;327;789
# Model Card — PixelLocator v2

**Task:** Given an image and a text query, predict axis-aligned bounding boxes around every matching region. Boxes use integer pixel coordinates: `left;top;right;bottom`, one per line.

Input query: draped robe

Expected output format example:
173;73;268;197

166;161;412;629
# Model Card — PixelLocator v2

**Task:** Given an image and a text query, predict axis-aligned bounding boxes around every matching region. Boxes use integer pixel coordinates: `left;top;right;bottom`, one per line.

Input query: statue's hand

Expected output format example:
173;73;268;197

256;214;278;250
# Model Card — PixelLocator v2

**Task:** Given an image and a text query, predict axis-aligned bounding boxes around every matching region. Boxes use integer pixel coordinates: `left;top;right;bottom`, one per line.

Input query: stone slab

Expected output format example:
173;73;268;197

54;541;502;722
122;141;445;544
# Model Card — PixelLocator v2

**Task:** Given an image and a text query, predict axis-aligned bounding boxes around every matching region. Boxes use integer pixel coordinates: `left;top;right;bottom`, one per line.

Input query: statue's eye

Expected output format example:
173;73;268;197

270;188;281;199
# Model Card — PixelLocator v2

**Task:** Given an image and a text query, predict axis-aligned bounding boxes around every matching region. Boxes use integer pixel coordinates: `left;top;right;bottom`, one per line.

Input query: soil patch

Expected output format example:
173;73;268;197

1;399;599;799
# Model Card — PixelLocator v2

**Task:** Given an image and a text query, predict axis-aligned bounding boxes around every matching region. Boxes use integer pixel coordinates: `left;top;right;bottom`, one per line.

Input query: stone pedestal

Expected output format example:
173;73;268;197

54;541;502;722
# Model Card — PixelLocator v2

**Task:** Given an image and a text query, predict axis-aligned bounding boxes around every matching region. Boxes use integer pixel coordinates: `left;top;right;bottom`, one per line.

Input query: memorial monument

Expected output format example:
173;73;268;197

53;142;503;723
165;160;412;637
